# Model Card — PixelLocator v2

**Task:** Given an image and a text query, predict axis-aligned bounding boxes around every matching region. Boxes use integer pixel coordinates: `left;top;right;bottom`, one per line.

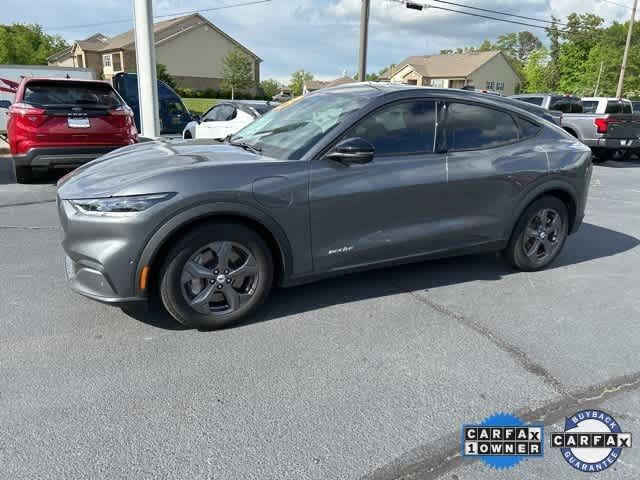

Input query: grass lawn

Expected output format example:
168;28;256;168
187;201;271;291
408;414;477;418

182;98;221;115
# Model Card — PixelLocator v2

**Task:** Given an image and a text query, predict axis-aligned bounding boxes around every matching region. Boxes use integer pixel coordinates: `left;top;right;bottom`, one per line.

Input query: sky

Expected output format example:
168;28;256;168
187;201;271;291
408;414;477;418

1;0;633;82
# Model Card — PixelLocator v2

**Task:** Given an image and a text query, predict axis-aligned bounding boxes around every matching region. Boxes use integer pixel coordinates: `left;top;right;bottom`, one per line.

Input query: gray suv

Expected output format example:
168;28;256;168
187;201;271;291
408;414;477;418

57;84;592;329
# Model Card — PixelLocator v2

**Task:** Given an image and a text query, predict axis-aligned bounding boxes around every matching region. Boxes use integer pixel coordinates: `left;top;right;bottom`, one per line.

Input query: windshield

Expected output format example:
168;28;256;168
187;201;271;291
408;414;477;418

230;92;372;159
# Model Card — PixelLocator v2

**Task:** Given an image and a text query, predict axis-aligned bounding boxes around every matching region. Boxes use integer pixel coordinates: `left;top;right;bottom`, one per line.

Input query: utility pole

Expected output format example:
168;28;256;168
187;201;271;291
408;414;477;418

358;0;370;81
133;0;160;138
616;0;638;98
594;61;604;96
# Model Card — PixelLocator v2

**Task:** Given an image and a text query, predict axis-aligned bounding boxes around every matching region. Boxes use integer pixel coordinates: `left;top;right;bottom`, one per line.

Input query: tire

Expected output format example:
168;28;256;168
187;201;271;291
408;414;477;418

14;165;32;184
183;131;192;139
158;222;273;329
504;196;569;271
591;149;606;163
606;149;630;162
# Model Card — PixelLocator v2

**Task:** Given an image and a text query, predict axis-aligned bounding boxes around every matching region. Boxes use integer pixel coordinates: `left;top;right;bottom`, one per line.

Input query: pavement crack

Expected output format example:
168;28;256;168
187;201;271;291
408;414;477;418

360;371;640;480
0;225;59;230
394;284;566;395
0;199;56;209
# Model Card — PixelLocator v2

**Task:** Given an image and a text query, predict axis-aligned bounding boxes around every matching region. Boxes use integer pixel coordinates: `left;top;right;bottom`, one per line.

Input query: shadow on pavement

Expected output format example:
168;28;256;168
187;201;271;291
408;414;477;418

124;222;639;331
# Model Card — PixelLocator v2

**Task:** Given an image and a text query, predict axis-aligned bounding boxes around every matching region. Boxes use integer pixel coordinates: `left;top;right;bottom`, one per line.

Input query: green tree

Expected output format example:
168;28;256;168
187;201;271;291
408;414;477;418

260;78;281;99
290;70;313;96
0;23;67;64
156;63;176;89
523;47;552;92
221;49;254;100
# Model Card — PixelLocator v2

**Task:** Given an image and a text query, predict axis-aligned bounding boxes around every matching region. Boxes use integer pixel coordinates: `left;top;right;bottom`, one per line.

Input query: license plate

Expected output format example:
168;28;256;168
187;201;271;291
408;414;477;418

67;117;90;128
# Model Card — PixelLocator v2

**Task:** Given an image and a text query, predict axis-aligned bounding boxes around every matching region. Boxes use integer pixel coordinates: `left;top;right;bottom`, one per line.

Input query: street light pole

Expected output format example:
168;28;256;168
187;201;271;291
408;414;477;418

133;0;160;138
616;0;638;98
358;0;370;82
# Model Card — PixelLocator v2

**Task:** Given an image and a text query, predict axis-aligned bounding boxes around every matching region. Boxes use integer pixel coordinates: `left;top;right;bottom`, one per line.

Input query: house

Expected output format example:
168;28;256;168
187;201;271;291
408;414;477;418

381;51;520;95
303;76;355;95
48;13;261;92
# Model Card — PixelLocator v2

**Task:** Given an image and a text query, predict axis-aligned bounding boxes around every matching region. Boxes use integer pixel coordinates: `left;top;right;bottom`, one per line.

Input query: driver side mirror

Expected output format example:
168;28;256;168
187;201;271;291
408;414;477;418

326;137;375;164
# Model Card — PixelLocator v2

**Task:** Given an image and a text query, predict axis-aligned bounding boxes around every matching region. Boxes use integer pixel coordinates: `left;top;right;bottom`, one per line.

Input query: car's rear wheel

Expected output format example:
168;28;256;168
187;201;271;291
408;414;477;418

504;196;569;271
159;222;273;329
14;165;32;184
183;131;192;139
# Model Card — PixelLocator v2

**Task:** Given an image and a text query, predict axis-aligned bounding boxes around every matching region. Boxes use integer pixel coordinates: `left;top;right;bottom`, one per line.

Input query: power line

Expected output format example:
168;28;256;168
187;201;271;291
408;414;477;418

391;0;600;36
430;0;569;27
45;0;271;31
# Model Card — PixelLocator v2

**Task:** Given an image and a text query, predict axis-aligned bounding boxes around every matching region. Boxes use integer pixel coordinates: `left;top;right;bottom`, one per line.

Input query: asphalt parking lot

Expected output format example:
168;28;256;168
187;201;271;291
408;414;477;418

1;156;639;479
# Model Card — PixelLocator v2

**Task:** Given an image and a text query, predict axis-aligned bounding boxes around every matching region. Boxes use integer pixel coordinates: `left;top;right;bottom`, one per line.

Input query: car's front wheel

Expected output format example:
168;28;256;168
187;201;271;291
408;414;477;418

159;222;273;329
504;196;569;271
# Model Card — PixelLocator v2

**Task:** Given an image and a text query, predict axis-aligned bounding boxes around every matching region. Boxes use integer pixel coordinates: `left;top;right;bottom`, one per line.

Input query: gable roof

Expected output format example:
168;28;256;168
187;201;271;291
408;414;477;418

47;33;108;61
384;51;505;79
53;13;260;61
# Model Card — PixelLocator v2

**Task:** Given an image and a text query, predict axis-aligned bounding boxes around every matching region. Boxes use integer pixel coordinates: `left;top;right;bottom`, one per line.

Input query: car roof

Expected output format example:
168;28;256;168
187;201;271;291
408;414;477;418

20;77;109;85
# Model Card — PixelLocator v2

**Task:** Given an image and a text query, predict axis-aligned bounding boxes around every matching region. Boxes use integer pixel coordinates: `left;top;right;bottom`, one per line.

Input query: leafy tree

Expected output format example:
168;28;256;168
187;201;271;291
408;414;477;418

156;63;176;89
290;70;313;96
221;49;254;100
523;47;553;92
0;23;67;64
260;78;281;99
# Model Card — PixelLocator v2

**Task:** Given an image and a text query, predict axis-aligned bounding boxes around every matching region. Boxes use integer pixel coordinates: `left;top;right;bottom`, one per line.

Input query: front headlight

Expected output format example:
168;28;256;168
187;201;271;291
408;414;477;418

70;193;175;215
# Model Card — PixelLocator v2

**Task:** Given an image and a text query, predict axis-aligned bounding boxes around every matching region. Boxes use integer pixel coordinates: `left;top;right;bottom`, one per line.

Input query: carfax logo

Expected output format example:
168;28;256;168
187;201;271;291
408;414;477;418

551;409;632;472
461;413;543;469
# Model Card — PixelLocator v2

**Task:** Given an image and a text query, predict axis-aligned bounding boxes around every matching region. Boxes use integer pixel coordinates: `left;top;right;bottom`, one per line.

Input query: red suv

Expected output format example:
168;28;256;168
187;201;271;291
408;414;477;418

7;78;137;183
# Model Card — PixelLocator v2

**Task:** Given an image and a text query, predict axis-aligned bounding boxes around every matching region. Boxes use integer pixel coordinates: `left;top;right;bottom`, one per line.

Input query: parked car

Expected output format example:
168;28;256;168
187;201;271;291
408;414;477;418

7;77;137;183
561;97;640;161
509;93;583;113
57;84;592;329
182;100;277;140
272;90;292;102
0;65;96;134
112;72;193;135
497;96;562;126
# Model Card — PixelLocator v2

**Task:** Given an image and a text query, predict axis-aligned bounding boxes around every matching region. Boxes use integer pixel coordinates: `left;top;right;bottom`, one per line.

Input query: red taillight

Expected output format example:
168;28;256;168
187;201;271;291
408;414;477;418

8;102;47;127
594;118;608;134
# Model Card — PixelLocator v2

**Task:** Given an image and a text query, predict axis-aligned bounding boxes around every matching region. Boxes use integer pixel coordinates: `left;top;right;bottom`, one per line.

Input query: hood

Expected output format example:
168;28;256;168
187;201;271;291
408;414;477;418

57;139;266;199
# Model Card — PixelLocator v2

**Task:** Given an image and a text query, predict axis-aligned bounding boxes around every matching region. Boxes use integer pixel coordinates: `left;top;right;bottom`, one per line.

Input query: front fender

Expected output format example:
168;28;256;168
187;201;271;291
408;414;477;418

133;201;294;296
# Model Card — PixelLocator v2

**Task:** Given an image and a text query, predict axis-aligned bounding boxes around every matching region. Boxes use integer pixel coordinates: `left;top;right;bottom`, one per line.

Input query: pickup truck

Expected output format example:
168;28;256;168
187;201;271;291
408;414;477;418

511;94;640;161
562;97;640;161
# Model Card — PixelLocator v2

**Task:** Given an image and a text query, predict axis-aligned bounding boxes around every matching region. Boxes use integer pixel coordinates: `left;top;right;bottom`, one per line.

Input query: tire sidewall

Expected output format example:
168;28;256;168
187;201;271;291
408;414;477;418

507;197;569;271
159;223;273;329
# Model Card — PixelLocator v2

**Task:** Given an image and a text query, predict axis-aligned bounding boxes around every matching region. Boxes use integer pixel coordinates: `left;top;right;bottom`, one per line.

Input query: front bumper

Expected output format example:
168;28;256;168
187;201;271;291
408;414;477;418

13;146;127;169
57;196;158;306
65;255;145;306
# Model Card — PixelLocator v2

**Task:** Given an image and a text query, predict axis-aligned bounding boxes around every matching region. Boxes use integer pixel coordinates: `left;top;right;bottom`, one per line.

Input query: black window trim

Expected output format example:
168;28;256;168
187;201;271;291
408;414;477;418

440;100;539;153
333;98;443;159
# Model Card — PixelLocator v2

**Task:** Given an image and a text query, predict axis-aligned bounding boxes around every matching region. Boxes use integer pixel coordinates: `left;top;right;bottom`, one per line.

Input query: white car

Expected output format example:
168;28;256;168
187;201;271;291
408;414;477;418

183;100;277;140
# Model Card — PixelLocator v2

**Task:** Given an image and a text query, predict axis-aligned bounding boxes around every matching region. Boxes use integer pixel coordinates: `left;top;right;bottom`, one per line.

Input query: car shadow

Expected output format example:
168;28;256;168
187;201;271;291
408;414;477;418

596;154;640;169
124;223;639;331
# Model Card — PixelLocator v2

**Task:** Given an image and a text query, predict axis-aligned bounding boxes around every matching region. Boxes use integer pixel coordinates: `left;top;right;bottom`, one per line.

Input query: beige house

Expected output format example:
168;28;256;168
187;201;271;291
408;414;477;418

303;76;355;95
382;51;521;95
48;14;261;92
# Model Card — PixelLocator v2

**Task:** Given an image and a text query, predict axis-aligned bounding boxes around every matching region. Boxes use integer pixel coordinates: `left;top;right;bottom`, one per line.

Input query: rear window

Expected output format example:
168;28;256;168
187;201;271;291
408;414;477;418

517;97;544;106
23;81;122;108
548;97;573;113
582;101;598;114
605;101;632;114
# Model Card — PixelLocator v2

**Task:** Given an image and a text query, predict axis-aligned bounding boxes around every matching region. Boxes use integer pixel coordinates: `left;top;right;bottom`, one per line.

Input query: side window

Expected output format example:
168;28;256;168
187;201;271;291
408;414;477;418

622;102;632;114
582;101;598;114
549;97;571;113
518;97;544;106
446;103;519;150
570;101;583;113
605;101;623;114
517;117;542;140
342;100;436;156
203;105;235;121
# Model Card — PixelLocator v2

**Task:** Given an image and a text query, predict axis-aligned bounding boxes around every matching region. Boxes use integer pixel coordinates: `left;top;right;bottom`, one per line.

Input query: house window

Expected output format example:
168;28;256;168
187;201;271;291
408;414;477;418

496;81;505;91
102;54;112;68
113;53;122;71
486;80;495;90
